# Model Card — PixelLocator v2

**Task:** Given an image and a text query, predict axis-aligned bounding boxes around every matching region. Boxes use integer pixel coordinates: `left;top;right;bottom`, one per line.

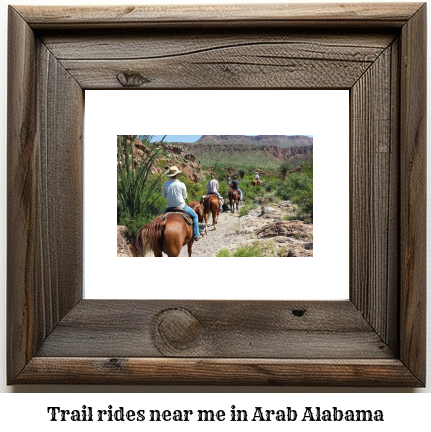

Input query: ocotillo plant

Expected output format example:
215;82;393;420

117;135;166;222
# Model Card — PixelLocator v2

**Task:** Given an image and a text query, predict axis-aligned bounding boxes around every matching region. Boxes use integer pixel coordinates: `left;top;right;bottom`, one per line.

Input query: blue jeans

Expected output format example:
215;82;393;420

210;191;223;207
233;188;243;199
182;205;200;238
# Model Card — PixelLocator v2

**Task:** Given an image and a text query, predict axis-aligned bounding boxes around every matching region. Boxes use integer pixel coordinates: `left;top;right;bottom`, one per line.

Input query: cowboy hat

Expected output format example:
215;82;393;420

165;166;182;177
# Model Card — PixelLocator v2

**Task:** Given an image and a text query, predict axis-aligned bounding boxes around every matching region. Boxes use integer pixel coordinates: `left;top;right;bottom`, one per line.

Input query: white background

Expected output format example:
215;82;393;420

0;0;430;428
85;90;349;300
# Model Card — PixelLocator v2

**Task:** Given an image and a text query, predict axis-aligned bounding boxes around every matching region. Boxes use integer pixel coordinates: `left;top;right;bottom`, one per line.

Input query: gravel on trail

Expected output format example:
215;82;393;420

119;199;313;258
177;209;240;257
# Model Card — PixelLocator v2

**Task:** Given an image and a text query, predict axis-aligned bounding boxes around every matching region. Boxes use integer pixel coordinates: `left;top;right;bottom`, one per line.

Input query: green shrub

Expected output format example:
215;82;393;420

275;172;313;220
264;178;278;193
232;242;264;257
239;201;258;217
276;172;312;201
117;135;165;221
216;249;231;257
278;160;293;180
178;173;205;202
216;242;266;257
293;182;313;221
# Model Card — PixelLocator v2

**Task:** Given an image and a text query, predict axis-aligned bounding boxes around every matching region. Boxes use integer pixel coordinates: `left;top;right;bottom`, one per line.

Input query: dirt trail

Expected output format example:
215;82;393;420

118;199;313;258
178;209;240;257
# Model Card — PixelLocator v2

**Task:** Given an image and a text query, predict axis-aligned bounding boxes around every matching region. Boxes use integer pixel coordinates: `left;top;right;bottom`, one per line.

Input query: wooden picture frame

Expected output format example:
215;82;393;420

7;3;426;386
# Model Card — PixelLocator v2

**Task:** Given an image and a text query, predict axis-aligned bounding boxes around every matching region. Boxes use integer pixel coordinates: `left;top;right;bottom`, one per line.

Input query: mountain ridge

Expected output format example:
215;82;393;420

195;135;312;148
179;143;313;169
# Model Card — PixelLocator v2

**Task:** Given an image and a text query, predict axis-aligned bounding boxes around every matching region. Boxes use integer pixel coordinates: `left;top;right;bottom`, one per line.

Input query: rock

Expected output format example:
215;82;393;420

254;196;277;204
256;220;312;239
281;244;313;257
165;144;183;154
182;166;200;182
184;153;196;162
260;205;275;215
118;138;205;183
117;225;133;257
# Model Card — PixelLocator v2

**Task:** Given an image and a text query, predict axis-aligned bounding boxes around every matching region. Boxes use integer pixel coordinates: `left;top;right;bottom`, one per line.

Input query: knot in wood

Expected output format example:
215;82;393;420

292;308;306;317
116;71;150;87
155;308;203;351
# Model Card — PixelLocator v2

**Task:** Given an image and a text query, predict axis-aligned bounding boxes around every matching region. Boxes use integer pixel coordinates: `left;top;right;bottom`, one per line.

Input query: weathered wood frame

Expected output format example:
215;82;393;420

7;3;426;386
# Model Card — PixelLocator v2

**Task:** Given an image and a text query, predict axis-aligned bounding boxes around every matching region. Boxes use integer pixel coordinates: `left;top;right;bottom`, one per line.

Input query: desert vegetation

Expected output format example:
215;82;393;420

117;135;313;256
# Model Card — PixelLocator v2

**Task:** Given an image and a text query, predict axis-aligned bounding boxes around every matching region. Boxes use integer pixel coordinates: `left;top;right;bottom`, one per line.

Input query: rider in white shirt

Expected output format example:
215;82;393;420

207;174;223;209
255;172;263;186
162;166;202;240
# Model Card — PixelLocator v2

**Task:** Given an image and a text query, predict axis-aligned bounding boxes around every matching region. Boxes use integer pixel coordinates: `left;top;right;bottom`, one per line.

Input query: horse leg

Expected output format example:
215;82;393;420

187;238;194;257
152;243;163;257
213;210;217;230
204;212;208;235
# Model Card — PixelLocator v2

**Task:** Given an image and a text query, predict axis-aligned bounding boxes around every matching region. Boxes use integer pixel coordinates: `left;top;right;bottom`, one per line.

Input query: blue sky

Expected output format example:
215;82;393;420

150;135;202;143
150;135;313;143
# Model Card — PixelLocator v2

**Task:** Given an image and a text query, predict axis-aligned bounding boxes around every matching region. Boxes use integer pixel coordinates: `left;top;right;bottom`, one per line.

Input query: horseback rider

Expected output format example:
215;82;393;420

207;174;223;209
231;175;243;200
226;173;232;187
255;171;263;186
162;166;202;241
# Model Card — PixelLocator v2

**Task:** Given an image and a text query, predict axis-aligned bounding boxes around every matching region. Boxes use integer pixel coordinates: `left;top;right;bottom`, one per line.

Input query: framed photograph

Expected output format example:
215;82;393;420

86;89;349;300
7;3;426;386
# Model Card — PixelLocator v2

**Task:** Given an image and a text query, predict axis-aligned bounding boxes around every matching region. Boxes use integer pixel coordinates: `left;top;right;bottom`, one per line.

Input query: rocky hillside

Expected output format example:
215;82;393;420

179;143;313;169
230;197;313;257
184;143;312;160
121;137;205;182
196;135;312;148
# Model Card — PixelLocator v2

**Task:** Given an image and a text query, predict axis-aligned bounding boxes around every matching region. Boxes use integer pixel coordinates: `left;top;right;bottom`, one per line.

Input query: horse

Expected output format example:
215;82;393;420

131;209;195;257
200;194;220;234
189;200;204;223
228;189;240;212
252;179;262;187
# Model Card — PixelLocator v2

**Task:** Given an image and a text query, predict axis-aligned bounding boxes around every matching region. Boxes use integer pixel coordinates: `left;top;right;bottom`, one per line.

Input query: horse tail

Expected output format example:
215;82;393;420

131;216;165;257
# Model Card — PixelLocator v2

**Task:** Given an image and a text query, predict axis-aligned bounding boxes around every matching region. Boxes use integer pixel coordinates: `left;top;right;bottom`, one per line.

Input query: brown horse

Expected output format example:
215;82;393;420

200;194;220;234
131;211;195;257
252;179;263;187
189;200;204;223
229;189;240;212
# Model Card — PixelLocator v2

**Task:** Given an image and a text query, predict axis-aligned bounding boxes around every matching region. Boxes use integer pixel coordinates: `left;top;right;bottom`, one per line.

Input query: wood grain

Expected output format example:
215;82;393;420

16;3;423;29
41;31;395;60
40;30;395;89
7;6;38;381
35;40;83;336
399;3;427;384
15;358;422;386
7;3;427;386
7;6;83;382
36;300;393;359
350;44;398;348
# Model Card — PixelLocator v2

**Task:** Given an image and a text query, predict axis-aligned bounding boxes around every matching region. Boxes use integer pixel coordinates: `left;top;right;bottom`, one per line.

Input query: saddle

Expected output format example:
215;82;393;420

201;194;224;205
202;193;218;199
164;208;192;225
